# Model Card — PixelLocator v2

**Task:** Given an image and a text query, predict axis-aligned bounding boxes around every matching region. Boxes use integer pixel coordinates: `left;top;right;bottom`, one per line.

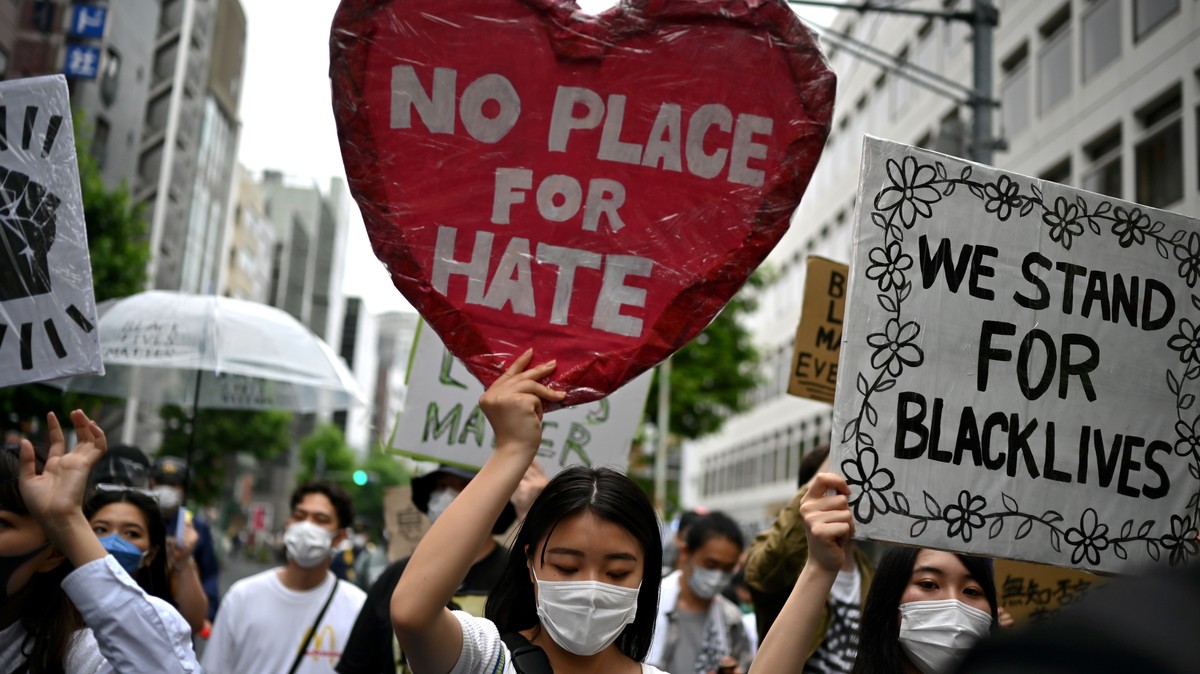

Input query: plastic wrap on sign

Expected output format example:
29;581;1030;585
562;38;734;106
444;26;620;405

331;0;835;408
0;75;102;387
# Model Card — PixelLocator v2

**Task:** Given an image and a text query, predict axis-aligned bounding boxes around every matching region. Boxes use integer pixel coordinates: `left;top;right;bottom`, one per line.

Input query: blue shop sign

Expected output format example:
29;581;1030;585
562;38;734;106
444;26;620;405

69;5;108;39
64;44;101;79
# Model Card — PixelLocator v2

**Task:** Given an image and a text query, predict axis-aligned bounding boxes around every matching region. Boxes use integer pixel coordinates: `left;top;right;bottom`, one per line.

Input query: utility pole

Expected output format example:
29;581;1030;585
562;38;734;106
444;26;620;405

789;0;1001;164
654;357;671;512
970;0;997;164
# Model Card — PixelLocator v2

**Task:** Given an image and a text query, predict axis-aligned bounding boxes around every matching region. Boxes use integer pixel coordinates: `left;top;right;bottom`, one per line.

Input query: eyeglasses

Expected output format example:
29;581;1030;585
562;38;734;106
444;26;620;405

94;482;160;503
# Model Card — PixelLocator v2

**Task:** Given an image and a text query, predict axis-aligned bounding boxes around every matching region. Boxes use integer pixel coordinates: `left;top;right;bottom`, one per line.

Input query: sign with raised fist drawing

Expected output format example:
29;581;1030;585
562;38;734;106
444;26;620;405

0;75;102;387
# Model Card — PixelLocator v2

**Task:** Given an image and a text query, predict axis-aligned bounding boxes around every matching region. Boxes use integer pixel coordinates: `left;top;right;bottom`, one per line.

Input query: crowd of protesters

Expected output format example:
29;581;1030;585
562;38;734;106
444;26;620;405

2;357;1197;674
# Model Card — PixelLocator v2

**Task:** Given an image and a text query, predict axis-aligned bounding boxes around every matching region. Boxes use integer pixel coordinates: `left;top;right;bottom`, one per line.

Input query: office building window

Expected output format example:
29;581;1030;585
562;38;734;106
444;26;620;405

1038;8;1072;114
943;0;969;55
1082;0;1120;80
890;47;913;120
91;116;110;170
100;48;120;107
1001;45;1030;137
1134;0;1178;41
1082;127;1122;199
1041;157;1072;186
1135;90;1183;208
914;20;938;74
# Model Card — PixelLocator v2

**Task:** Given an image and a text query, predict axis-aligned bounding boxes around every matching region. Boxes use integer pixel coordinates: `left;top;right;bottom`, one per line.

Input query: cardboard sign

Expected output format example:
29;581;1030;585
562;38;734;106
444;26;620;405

789;256;849;403
995;558;1107;625
384;485;427;562
0;75;102;387
331;0;835;410
389;321;652;474
832;137;1200;574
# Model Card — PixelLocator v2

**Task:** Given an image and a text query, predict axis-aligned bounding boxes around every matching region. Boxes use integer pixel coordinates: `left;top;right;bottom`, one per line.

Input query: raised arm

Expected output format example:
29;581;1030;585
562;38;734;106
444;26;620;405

748;473;853;674
20;411;108;567
22;411;199;673
392;350;565;674
168;520;210;634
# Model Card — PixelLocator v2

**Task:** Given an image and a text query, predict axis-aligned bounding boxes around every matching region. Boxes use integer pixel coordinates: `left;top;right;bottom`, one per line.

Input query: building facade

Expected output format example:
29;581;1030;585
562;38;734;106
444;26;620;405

259;171;350;350
221;163;276;302
682;0;1199;532
141;0;246;293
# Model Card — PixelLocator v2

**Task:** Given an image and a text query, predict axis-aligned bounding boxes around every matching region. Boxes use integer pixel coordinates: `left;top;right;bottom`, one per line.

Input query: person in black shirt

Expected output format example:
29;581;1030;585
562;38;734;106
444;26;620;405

336;463;545;674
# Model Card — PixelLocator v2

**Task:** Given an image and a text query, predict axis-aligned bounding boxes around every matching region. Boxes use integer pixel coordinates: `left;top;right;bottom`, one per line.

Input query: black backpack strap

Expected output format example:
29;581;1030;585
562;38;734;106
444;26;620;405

287;578;340;674
501;632;554;674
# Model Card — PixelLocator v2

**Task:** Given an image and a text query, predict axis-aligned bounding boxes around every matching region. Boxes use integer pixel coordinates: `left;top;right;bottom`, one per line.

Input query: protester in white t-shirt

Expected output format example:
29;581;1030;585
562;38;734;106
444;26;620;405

203;481;367;673
391;350;669;674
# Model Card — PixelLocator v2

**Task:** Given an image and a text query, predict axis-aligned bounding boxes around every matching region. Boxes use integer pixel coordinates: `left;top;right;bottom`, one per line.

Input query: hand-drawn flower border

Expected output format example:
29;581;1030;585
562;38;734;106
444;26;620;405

841;153;1200;568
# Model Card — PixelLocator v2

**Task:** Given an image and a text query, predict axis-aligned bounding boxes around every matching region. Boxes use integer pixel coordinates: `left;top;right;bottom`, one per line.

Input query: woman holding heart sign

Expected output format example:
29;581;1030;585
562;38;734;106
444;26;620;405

392;349;669;674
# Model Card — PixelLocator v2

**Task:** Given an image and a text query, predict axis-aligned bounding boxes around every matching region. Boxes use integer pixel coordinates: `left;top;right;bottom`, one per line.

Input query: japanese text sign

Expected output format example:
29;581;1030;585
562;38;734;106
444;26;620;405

331;0;835;409
0;76;102;387
69;5;108;39
788;256;848;404
833;137;1200;574
994;559;1107;625
389;322;652;475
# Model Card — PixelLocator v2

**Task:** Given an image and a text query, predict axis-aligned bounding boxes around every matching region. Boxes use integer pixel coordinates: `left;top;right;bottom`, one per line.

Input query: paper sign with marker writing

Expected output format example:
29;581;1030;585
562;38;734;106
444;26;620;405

389;322;652;475
0;75;101;387
331;0;835;409
995;558;1107;625
789;256;849;404
833;136;1200;574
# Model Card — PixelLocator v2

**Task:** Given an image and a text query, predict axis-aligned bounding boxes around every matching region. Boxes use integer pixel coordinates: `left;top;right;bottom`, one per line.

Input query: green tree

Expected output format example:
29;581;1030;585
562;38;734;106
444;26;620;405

644;268;769;440
296;423;357;490
632;269;768;516
352;447;411;533
0;115;150;434
76;123;150;302
158;406;292;504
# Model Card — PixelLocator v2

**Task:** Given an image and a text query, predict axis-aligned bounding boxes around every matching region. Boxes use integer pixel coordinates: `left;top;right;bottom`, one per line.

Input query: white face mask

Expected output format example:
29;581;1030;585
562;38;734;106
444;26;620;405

425;487;457;526
898;599;993;674
152;485;182;511
284;520;335;568
533;570;640;656
687;565;732;600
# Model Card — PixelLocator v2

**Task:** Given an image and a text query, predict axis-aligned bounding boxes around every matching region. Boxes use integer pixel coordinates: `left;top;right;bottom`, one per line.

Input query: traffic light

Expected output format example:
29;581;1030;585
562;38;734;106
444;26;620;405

352;469;369;486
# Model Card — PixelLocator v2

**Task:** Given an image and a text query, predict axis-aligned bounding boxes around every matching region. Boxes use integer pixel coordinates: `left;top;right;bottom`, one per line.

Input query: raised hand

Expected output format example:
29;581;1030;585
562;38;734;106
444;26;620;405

479;349;565;456
18;410;109;566
798;472;854;574
19;410;106;525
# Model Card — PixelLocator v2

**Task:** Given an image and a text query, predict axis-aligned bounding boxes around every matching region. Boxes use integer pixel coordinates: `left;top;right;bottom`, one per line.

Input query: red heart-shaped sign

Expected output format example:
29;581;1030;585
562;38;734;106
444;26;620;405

331;0;834;408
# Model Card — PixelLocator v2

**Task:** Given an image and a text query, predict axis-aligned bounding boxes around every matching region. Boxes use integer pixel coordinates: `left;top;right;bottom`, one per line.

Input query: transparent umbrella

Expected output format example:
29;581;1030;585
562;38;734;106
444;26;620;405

49;291;366;488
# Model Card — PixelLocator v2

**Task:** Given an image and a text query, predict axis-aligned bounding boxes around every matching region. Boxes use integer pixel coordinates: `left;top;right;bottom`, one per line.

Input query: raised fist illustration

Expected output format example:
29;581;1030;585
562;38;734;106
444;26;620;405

0;104;63;302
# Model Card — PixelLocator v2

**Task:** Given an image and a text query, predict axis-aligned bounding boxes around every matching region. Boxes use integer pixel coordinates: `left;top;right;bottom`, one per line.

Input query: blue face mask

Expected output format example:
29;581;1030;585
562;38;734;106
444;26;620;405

98;533;146;574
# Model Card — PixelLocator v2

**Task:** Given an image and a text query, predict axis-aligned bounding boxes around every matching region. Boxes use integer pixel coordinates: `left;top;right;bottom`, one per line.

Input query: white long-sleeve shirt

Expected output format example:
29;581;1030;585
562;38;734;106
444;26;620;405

0;555;200;674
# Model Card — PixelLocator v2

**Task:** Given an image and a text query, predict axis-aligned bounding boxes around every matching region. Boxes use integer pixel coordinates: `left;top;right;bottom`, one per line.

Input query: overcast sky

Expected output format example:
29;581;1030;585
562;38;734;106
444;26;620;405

235;0;836;315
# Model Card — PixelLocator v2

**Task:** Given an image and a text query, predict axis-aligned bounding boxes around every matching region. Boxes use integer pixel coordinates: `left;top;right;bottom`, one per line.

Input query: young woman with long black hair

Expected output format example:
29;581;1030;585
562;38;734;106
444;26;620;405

750;473;998;674
84;484;208;634
392;350;668;674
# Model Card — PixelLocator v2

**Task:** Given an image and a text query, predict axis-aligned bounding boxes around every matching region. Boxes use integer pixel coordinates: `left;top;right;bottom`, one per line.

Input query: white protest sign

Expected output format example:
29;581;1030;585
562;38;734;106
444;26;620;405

0;75;102;387
389;322;652;474
833;137;1200;574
